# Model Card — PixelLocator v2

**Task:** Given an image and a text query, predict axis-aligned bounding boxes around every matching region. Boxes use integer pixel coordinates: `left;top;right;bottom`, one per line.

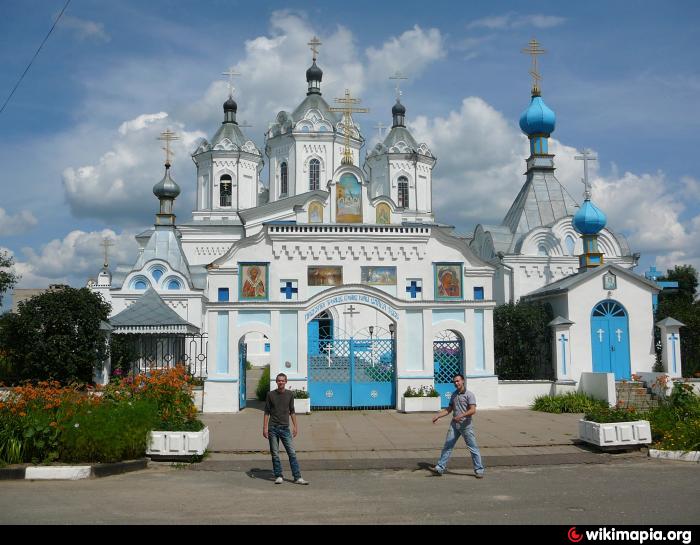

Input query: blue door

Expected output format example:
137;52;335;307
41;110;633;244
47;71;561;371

433;335;464;408
238;342;247;409
308;325;395;408
591;301;631;380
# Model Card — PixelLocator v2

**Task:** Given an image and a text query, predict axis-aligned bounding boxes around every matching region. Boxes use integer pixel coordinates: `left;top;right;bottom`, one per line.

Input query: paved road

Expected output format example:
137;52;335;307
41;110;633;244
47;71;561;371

2;458;698;524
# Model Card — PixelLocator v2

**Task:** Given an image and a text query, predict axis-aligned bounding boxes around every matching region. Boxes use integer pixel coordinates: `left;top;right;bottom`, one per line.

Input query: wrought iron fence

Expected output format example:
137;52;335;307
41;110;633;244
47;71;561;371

110;333;208;378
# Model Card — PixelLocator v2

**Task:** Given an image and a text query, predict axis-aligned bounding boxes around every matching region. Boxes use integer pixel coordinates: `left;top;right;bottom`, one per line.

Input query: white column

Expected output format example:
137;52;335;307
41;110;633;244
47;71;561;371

549;317;575;382
656;318;685;379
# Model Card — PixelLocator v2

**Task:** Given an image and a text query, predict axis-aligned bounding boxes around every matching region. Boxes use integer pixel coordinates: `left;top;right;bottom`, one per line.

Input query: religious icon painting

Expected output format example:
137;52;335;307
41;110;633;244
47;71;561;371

308;266;343;286
375;203;390;224
434;263;462;299
336;173;362;223
308;201;323;223
361;266;397;286
239;263;269;300
603;271;617;290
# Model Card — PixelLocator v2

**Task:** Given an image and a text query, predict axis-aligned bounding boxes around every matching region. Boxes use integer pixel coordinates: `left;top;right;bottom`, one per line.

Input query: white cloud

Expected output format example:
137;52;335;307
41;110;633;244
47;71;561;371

0;208;38;236
60;15;110;43
467;13;567;30
16;229;139;287
118;112;168;135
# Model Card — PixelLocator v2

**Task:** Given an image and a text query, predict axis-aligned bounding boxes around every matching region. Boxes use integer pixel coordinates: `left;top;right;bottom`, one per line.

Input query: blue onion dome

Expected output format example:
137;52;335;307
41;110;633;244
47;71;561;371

153;164;181;199
519;94;556;136
306;61;323;82
392;99;406;116
573;198;607;235
224;96;237;113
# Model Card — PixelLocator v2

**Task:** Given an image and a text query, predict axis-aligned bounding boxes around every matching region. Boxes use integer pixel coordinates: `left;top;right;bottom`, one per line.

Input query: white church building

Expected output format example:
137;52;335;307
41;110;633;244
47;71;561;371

92;39;682;412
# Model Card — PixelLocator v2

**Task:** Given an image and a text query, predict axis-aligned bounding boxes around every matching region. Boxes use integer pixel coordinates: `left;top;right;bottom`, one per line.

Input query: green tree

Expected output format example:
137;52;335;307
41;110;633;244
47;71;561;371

0;287;111;384
494;300;554;380
0;250;20;307
656;264;700;378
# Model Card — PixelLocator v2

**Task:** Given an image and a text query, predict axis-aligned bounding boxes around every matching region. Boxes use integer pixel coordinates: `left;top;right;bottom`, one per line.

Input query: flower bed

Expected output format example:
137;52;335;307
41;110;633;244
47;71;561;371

0;367;204;465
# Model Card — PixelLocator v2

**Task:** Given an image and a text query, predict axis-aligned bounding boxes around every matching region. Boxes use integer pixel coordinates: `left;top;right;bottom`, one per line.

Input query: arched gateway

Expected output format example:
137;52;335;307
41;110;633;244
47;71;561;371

307;299;397;409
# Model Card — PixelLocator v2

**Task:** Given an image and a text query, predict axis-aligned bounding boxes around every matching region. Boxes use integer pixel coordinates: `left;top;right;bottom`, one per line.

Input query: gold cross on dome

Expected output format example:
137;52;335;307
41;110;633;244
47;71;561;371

157;128;180;165
308;36;322;61
521;38;545;94
101;237;114;268
221;66;240;97
330;89;369;165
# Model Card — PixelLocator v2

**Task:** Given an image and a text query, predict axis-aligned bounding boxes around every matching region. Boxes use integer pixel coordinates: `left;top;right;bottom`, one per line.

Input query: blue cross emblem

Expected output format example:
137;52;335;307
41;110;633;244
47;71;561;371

645;266;660;281
280;281;298;300
406;280;422;299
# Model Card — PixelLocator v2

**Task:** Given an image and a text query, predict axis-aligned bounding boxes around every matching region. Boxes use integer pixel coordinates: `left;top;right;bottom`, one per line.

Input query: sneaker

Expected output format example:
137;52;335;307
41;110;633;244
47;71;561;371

294;478;309;485
475;472;484;479
274;477;284;484
427;465;443;476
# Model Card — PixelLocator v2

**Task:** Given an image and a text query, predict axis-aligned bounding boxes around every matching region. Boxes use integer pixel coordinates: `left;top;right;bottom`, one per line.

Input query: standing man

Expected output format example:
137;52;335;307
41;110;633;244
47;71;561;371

429;374;485;478
263;373;309;485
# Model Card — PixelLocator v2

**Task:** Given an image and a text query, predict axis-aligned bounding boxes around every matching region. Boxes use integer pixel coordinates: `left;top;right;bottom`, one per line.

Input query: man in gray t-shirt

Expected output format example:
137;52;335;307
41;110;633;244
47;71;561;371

263;373;309;485
428;374;485;478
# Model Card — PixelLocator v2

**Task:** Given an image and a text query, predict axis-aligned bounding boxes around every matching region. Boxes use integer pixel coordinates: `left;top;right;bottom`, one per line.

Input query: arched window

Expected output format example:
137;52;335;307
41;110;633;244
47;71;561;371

134;280;147;290
167;279;182;290
538;244;548;257
280;162;288;196
309;158;320;191
151;268;164;282
565;235;576;256
397;176;409;208
220;175;232;207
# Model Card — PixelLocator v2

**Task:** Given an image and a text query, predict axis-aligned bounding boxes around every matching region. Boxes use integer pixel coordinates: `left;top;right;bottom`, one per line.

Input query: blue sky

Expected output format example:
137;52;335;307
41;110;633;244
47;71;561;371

1;0;699;307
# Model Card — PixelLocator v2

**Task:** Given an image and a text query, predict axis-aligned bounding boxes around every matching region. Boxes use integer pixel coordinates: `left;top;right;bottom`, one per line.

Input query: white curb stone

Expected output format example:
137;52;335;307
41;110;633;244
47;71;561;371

648;449;700;463
25;466;92;480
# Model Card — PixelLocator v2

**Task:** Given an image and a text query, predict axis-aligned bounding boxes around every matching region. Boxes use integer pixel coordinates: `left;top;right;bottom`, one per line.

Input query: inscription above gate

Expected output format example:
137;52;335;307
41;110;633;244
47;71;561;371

305;293;400;322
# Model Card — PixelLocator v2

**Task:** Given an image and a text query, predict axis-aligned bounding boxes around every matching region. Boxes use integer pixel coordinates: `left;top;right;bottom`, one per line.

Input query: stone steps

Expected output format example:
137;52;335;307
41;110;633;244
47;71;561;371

615;381;661;411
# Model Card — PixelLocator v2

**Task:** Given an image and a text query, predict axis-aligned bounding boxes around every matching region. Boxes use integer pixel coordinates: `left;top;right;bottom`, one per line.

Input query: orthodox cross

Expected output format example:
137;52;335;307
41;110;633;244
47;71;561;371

157;128;180;165
521;38;545;94
597;328;605;343
101;238;114;269
343;304;360;334
374;122;386;139
389;71;407;100
670;333;678;373
559;334;568;375
330;89;368;165
308;36;322;61
222;66;240;97
575;148;597;200
615;328;623;343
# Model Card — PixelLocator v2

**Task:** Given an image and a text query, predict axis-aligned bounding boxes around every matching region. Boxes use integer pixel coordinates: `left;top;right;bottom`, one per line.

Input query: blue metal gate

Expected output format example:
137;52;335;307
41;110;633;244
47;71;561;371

433;337;464;408
308;337;396;408
239;342;247;409
591;300;631;380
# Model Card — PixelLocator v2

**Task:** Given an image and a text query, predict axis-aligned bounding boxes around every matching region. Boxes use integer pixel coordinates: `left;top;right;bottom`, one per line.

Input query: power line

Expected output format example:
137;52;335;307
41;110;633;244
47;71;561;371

0;0;72;116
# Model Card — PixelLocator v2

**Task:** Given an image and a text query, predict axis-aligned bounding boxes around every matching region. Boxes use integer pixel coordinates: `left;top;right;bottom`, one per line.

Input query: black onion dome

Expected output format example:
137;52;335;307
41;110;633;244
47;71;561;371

224;96;238;113
153;165;181;199
306;61;323;82
392;99;406;116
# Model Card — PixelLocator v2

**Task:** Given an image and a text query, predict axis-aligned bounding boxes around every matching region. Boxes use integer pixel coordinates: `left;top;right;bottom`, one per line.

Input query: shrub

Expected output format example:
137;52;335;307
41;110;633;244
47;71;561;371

404;385;439;398
532;392;608;414
256;366;271;401
290;388;309;399
646;381;700;449
584;405;642;423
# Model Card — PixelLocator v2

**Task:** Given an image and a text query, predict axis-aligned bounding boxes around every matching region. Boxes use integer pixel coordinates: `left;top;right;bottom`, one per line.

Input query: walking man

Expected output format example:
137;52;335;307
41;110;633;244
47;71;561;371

263;373;309;485
429;374;485;478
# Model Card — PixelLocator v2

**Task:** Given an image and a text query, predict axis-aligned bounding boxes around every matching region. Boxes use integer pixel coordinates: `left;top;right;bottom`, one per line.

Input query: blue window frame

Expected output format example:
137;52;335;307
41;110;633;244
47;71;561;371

473;286;484;300
218;288;229;302
264;343;271;353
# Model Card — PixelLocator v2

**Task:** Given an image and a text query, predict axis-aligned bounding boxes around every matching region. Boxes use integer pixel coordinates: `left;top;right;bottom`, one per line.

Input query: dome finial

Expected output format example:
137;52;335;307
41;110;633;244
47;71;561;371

306;36;324;95
221;66;240;123
521;38;545;96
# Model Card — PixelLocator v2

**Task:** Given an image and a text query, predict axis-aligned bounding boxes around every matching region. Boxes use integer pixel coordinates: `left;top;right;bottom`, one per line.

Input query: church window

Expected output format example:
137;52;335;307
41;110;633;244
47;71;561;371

565;235;575;256
473;287;484;300
280;162;288;196
538;244;548;257
220;175;232;207
151;268;164;282
309;159;320;190
398;177;409;208
218;288;229;302
134;280;147;290
167;279;182;290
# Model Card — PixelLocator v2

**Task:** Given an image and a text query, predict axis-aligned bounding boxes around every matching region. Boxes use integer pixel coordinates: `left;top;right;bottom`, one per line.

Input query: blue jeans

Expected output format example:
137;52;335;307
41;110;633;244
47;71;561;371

435;421;485;475
268;425;302;480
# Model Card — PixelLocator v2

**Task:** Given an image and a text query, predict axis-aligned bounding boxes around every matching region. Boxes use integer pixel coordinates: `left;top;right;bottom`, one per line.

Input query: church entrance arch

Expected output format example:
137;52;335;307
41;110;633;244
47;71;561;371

433;330;465;408
590;300;631;380
306;299;396;409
